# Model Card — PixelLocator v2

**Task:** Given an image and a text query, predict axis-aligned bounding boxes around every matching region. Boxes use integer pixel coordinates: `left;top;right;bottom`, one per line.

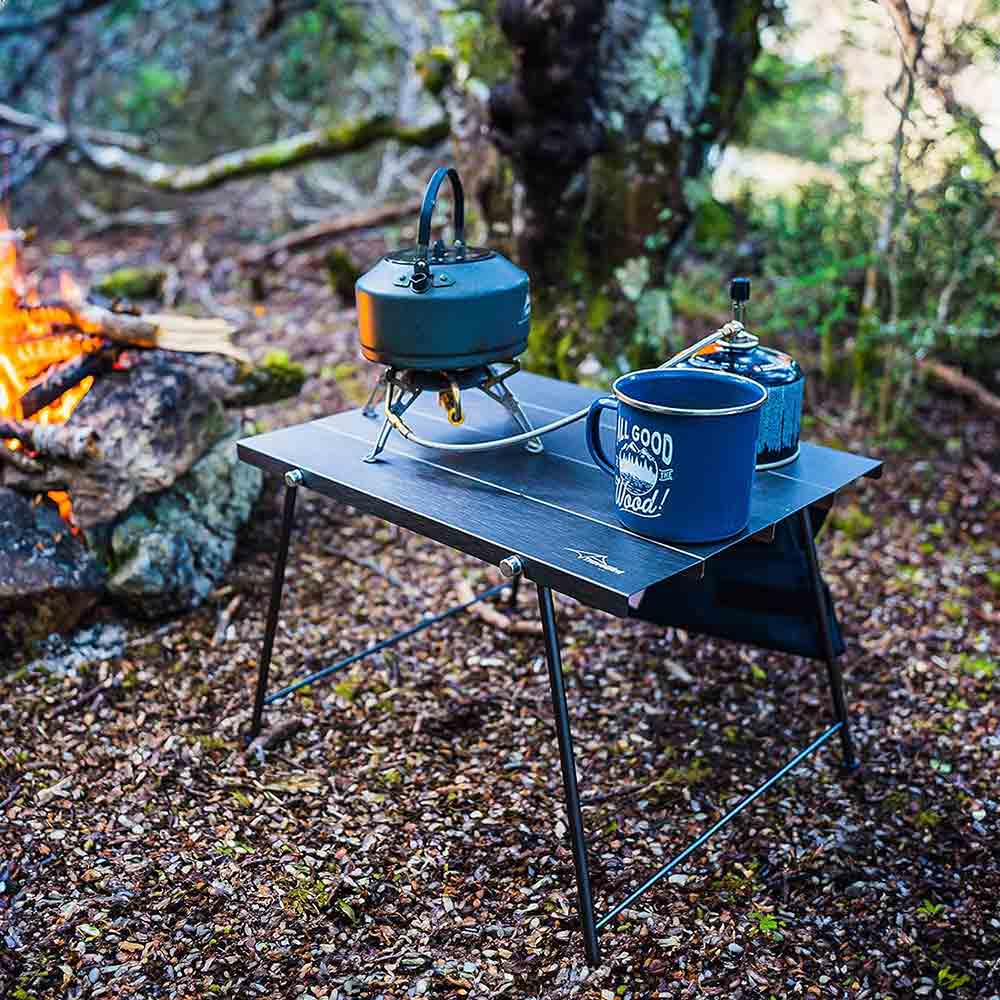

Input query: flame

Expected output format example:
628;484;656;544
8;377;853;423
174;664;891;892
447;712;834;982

1;213;102;524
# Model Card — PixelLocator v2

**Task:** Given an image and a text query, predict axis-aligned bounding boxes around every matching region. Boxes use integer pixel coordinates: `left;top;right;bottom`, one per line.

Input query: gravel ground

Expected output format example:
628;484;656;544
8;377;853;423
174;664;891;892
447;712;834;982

1;221;997;999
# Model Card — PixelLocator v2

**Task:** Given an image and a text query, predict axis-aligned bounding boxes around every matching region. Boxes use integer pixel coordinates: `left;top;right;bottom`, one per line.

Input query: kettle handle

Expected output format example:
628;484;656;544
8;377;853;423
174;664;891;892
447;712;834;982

416;167;465;265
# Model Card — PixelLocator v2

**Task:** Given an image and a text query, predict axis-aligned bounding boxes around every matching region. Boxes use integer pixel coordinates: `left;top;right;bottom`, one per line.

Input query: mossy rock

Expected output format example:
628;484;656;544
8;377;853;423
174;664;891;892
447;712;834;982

233;350;307;406
93;266;167;300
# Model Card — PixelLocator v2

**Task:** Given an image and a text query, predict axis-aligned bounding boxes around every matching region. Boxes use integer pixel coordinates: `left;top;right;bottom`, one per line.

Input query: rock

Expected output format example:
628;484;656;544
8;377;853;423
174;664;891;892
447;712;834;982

27;622;126;675
105;425;262;617
0;489;105;660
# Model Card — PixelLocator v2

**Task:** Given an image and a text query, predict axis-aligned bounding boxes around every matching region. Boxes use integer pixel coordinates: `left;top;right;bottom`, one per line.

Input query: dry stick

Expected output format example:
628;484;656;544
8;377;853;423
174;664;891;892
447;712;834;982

246;718;303;756
212;594;242;646
454;578;542;636
918;357;1000;416
19;340;120;418
240;198;421;267
0;419;100;461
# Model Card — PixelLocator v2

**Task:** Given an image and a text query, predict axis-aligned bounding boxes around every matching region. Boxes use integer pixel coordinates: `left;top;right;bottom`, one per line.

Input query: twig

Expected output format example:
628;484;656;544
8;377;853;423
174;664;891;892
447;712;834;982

246;718;302;756
918;357;1000;415
324;545;408;591
212;594;242;646
0;782;23;812
454;578;542;635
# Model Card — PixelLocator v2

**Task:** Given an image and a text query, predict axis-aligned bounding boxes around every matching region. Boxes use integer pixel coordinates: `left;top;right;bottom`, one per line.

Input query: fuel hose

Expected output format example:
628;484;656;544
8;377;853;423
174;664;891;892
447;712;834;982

388;321;744;454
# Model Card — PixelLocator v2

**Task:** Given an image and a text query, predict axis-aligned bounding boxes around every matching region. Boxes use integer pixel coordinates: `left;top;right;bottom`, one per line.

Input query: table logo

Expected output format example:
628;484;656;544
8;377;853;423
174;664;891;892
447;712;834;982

567;548;624;575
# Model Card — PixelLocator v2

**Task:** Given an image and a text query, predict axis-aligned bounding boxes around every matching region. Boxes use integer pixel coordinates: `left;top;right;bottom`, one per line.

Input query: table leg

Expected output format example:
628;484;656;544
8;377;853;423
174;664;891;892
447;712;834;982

537;585;601;967
249;470;301;742
799;507;858;770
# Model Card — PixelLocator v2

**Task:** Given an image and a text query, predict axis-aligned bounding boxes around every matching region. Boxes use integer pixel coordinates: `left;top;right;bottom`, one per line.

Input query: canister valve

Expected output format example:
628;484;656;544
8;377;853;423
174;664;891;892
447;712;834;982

722;277;758;350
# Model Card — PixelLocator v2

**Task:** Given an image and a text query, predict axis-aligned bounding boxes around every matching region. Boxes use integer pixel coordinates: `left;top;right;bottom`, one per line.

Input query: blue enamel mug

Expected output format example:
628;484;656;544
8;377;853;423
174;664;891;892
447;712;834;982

586;368;767;544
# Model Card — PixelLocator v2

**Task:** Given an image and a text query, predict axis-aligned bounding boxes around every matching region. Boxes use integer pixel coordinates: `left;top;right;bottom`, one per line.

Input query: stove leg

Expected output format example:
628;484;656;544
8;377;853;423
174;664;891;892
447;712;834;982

362;373;387;418
799;507;858;771
483;370;544;454
364;418;396;464
249;471;300;742
364;380;421;463
537;585;601;967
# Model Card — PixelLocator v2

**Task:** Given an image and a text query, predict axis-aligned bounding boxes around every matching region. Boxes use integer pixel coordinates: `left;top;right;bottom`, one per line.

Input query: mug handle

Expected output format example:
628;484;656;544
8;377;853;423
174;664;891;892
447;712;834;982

586;397;618;476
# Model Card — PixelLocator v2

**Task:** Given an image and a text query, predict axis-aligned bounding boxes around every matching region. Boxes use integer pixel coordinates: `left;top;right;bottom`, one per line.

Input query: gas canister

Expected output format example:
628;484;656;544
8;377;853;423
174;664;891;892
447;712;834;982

679;278;804;469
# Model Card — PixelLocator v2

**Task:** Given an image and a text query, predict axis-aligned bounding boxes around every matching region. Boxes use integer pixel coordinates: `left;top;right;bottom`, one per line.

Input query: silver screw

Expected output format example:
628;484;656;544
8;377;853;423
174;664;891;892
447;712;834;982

499;555;523;578
284;469;304;487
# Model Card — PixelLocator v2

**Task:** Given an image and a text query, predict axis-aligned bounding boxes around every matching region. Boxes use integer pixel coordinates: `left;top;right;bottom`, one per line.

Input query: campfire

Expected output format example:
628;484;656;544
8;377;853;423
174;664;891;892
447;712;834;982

0;217;303;658
1;219;109;522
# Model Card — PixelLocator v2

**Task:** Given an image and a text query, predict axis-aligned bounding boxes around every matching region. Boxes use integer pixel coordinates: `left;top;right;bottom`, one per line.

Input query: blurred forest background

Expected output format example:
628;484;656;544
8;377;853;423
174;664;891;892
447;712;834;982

1;0;998;440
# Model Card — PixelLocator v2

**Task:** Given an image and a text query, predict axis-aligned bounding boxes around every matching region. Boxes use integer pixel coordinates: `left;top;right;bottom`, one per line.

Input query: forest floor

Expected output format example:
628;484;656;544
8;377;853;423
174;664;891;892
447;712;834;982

1;217;998;1000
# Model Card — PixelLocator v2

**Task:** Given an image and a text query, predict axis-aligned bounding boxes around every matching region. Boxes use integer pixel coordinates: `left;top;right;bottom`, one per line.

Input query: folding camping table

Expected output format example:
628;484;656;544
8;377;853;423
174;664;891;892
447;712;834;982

237;370;882;968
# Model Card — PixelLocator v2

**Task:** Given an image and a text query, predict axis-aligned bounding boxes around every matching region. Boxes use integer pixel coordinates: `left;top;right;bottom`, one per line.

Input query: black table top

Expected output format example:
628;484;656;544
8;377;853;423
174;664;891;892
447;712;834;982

237;371;881;617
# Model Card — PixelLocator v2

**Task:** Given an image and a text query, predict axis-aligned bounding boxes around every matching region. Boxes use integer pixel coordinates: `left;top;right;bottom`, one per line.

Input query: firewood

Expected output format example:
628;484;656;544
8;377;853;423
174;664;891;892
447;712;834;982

0;420;100;462
19;341;120;419
22;300;248;362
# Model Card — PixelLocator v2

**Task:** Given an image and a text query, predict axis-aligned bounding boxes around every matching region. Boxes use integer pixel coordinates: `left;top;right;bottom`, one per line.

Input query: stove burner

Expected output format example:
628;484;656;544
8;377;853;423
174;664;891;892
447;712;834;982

362;362;543;463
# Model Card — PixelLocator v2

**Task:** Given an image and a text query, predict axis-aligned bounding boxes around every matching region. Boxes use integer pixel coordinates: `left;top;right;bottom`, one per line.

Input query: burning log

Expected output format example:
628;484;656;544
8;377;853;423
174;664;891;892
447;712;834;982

0;420;100;462
21;300;247;361
19;340;120;419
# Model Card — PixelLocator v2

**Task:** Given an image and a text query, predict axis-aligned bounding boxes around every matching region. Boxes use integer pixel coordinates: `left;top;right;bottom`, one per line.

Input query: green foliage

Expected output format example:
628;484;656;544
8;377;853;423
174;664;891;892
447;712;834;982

116;63;185;129
738;52;859;164
937;966;972;990
747;909;784;938
673;155;1000;432
441;2;511;87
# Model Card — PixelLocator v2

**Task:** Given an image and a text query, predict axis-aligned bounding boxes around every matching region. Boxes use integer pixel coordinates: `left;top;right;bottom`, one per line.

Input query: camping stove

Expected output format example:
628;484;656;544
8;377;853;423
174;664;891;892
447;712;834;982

355;166;545;463
361;361;542;463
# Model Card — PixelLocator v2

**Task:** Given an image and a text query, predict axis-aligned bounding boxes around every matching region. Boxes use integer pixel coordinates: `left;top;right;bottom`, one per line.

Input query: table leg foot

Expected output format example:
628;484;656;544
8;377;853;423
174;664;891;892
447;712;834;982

248;472;300;743
537;585;601;967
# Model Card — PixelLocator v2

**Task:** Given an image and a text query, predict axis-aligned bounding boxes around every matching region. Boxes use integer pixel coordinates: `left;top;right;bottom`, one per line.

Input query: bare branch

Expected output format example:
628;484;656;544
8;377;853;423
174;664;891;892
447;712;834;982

878;0;999;173
240;198;421;267
77;115;449;192
0;101;147;149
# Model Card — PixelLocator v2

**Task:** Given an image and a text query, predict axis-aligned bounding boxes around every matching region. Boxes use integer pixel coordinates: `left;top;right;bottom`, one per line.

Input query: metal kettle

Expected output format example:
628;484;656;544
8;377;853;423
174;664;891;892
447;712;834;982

355;167;531;372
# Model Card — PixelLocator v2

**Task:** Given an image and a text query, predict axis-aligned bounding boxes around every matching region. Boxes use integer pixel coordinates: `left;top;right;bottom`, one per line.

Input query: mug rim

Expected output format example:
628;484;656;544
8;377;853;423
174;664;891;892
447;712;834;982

611;367;768;418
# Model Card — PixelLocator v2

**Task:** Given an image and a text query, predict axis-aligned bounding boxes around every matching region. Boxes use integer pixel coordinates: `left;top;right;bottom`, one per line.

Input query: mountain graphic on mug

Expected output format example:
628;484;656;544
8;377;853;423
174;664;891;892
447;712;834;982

618;442;666;496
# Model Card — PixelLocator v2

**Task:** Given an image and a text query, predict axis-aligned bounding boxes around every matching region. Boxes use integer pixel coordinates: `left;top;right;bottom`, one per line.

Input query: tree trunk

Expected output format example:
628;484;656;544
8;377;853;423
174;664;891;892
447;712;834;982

488;0;768;374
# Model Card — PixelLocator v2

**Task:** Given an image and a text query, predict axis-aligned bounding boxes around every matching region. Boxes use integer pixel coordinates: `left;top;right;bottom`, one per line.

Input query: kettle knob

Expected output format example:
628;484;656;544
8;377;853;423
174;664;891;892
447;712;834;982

411;259;431;293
